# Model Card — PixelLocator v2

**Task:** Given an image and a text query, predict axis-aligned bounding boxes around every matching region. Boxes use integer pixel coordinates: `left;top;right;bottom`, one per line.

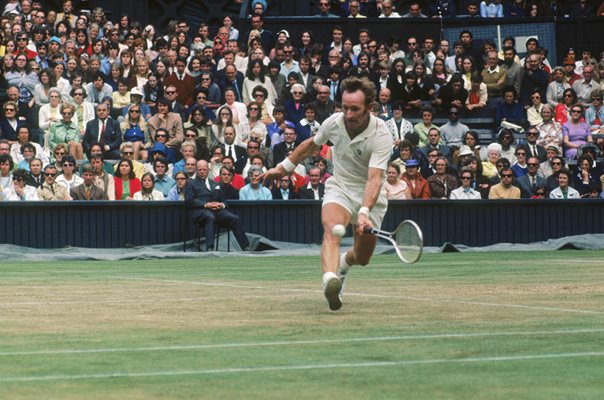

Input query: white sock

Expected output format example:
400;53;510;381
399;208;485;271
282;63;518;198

322;271;338;286
339;252;350;273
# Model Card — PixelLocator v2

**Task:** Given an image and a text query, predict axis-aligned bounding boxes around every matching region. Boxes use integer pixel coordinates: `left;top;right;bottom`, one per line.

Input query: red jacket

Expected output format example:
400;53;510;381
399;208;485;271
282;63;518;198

114;177;142;200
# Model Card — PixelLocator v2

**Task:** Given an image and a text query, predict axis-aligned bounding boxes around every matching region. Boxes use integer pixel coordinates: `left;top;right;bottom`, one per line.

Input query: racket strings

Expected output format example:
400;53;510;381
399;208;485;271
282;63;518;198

396;222;422;263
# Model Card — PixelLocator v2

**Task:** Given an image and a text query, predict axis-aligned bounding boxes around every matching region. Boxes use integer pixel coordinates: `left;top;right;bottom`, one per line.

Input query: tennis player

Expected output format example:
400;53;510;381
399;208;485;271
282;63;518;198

262;77;392;310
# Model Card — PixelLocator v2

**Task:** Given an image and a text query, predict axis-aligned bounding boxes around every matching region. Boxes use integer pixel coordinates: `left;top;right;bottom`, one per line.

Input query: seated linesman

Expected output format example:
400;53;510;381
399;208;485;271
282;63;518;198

185;160;251;251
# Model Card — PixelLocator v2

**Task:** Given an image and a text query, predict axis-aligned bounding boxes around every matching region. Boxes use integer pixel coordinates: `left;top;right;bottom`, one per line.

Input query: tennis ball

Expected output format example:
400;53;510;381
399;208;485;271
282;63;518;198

332;224;346;238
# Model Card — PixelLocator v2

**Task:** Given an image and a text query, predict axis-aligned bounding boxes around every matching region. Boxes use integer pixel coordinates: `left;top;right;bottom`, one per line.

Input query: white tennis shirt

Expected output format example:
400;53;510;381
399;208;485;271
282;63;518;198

314;113;392;187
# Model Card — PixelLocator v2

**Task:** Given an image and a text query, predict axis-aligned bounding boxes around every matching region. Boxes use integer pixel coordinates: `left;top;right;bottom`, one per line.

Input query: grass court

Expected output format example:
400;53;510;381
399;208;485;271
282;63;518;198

1;250;603;399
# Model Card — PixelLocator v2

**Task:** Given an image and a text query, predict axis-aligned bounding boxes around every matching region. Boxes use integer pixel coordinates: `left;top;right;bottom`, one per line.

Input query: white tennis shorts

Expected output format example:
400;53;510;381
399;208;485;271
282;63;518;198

323;176;388;227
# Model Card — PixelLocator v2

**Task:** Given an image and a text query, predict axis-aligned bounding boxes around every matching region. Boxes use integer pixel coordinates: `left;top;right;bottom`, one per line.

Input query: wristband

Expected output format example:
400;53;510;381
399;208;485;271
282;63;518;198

279;157;296;173
358;207;370;217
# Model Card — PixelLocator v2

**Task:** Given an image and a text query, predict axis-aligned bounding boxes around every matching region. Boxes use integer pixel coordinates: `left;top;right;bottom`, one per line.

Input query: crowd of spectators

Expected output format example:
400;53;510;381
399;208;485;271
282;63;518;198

0;0;603;202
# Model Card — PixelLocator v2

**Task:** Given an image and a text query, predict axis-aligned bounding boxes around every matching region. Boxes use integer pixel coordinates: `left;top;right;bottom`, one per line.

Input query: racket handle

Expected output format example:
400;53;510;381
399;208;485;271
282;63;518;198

363;226;378;235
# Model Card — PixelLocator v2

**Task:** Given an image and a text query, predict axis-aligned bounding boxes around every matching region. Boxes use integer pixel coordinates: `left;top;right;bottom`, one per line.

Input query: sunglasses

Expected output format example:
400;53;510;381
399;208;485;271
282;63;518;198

55;152;65;156
13;177;24;181
44;173;56;177
254;94;264;98
571;109;583;113
122;151;134;155
62;163;74;167
129;109;140;113
551;162;562;165
292;92;303;95
501;174;514;178
73;92;84;96
528;163;540;166
461;176;472;180
156;134;167;138
197;96;206;100
175;177;187;180
165;91;176;95
249;108;259;111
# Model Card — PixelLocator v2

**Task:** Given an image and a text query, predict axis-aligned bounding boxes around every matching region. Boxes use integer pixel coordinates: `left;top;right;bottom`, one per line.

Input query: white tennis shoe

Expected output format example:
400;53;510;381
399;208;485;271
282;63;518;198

323;272;342;311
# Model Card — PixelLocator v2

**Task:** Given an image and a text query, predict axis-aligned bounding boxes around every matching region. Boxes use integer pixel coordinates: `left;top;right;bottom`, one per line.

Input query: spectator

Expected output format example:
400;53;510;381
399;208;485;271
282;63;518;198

384;163;411;199
148;156;174;196
562;105;592;159
70;163;107;201
48;102;83;160
240;165;272;200
315;0;338;17
527;89;545;127
0;100;27;145
480;0;503;17
25;158;44;188
427;156;458;198
2;168;39;201
495;86;527;128
586;89;604;131
572;65;601;106
501;47;523;96
520;53;548;106
114;158;142;200
523;127;547;162
413;105;439;146
574;154;600;196
481;50;506;106
121;104;150;161
439;106;469;150
10;126;48;166
546;67;571;107
516;157;546;198
297;166;325;200
401;159;431;199
133;172;165;200
148;98;184;153
403;1;428;17
283;83;307;125
90;152;116;201
0;153;14;191
85;73;113;106
488;167;520;198
185;159;250;251
37;164;70;200
450;168;481;199
167;170;189;201
386;102;414;148
296;104;321;143
550;169;581;199
238;102;268;146
217;165;240;201
271;173;296;199
465;72;488;112
83;103;122;159
420;127;452;163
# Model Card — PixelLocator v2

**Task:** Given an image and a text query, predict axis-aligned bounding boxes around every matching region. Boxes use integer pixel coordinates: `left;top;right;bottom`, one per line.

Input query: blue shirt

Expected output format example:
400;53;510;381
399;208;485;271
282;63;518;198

154;174;176;197
239;184;272;200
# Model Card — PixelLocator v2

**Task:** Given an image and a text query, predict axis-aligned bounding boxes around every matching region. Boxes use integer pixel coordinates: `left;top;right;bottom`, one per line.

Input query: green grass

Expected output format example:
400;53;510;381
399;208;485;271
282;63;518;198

1;251;604;399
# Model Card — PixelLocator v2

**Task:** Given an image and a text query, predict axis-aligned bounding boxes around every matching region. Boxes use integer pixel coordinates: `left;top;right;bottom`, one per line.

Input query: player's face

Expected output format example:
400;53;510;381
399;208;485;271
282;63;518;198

342;90;370;134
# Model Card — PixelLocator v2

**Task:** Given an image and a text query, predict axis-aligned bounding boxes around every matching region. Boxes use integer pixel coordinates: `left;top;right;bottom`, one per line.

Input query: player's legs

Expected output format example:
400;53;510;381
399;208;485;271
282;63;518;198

321;202;351;311
350;227;378;266
321;202;352;275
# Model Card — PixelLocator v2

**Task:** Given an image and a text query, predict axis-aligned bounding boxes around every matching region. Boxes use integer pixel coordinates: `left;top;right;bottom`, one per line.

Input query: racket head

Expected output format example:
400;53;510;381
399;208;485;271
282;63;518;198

393;220;423;264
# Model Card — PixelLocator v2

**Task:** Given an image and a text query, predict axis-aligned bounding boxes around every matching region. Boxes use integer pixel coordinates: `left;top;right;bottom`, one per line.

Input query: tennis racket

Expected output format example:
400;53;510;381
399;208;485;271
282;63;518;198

364;220;423;264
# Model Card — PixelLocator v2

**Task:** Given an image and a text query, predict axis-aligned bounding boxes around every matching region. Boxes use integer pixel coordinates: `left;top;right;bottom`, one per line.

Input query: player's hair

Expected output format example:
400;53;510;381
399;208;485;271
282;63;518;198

340;77;376;107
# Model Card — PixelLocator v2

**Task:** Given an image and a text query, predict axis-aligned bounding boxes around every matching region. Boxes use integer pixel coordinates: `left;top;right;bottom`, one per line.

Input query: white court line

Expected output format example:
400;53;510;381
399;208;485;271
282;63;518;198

1;328;603;357
111;276;604;315
0;293;306;307
1;351;603;382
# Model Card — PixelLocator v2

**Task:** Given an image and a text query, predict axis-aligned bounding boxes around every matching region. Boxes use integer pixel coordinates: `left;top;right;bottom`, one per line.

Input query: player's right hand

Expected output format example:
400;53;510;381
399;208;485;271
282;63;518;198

260;166;285;182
